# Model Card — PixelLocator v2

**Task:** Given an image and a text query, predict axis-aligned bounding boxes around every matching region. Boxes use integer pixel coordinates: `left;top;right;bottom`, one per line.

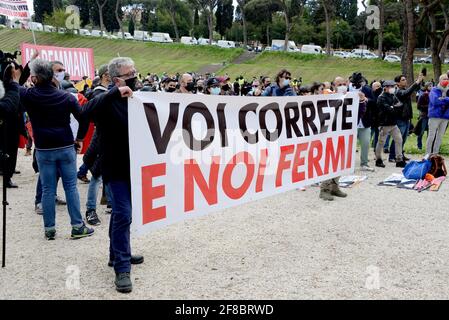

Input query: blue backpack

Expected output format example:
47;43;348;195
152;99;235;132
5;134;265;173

402;160;432;180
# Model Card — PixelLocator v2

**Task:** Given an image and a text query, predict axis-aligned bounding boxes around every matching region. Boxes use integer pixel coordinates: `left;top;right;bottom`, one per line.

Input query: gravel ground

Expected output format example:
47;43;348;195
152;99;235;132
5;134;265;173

0;150;448;300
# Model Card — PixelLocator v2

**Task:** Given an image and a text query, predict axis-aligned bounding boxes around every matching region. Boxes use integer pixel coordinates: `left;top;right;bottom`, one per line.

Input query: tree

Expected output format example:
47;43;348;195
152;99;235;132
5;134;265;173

236;0;249;45
244;0;281;46
115;0;124;38
34;0;53;23
275;0;307;51
96;0;108;32
161;0;181;42
321;0;333;55
215;0;234;38
420;0;449;79
128;17;135;35
43;8;69;30
71;0;90;27
91;0;122;32
192;0;219;44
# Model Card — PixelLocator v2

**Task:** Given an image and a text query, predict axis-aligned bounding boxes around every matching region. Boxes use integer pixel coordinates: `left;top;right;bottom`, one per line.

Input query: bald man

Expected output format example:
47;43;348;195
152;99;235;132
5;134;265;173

178;73;194;94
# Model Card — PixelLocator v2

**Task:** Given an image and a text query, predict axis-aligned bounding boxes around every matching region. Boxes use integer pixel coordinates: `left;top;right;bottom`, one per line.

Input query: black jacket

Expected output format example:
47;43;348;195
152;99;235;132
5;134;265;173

396;82;420;120
360;85;375;128
80;86;130;183
377;91;403;126
83;129;102;178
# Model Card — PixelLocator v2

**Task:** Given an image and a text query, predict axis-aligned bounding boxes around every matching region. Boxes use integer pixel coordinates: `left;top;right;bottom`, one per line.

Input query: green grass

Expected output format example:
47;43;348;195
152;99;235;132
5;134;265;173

0;28;243;74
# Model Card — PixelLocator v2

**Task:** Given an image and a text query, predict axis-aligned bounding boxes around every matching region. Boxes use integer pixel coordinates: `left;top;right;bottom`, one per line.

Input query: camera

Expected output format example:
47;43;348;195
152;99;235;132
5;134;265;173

0;50;22;83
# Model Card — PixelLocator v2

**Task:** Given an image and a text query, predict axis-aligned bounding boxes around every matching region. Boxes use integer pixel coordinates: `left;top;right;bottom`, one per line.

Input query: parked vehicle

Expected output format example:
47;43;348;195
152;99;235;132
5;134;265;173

57;27;66;34
350;52;378;59
43;25;55;32
384;54;401;62
419;55;432;63
445;57;449;64
217;40;236;48
181;36;198;45
29;22;43;31
134;30;151;41
116;31;134;40
301;44;323;54
79;29;91;36
151;32;173;43
271;39;299;52
333;51;350;58
198;38;217;45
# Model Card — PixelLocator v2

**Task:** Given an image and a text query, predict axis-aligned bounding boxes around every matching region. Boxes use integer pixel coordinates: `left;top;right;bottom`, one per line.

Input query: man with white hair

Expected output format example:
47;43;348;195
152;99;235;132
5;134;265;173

81;57;141;293
425;74;449;155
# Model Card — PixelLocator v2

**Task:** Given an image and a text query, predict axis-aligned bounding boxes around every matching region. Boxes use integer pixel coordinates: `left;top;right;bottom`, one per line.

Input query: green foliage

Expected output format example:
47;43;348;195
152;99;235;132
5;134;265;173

43;9;69;30
34;0;53;23
215;0;234;37
128;18;135;35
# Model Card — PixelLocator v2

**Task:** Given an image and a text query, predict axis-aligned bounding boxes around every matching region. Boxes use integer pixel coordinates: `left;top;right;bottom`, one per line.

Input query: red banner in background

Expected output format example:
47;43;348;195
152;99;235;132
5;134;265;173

0;0;30;19
21;43;95;81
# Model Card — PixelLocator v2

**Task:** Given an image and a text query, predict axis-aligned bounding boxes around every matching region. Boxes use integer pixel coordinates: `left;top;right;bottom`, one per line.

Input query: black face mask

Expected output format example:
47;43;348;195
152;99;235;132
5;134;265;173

166;87;176;93
197;86;204;92
125;77;138;91
186;82;195;92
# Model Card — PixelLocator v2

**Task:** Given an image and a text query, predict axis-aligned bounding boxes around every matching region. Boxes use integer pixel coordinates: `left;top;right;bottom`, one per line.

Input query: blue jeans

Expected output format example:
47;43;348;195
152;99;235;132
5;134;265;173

35;174;60;205
36;146;84;231
78;162;88;177
86;175;113;210
107;180;132;273
416;117;429;150
389;120;410;160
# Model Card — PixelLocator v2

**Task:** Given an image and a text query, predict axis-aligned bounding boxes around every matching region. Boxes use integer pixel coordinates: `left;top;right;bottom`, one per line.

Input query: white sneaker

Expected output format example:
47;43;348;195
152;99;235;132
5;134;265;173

360;165;375;172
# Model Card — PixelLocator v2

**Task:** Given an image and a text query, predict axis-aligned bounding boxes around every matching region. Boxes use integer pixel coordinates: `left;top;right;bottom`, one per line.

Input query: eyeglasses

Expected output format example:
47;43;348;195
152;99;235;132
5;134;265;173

284;76;292;80
117;70;137;79
56;68;65;72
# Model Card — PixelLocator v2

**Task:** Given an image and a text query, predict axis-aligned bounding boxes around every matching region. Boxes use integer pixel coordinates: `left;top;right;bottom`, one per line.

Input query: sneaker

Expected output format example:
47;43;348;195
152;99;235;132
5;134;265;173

375;159;385;168
319;190;334;201
77;175;90;183
383;148;389;154
115;272;133;293
35;203;43;215
86;209;101;226
45;229;56;240
55;196;66;205
360;165;375;172
331;187;347;198
388;158;395;163
396;160;407;168
71;224;94;239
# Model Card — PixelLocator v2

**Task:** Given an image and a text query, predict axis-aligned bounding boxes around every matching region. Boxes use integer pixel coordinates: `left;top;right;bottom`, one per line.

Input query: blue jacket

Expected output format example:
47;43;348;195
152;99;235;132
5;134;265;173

19;84;88;150
428;87;449;120
262;83;297;96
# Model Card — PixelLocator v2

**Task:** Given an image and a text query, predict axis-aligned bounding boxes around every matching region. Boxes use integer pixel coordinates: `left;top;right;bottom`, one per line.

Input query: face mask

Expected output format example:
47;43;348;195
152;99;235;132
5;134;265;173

283;79;290;87
54;71;65;83
124;77;138;91
336;85;348;94
210;87;221;95
265;83;271;88
197;86;204;92
166;87;176;93
388;88;396;94
185;82;195;92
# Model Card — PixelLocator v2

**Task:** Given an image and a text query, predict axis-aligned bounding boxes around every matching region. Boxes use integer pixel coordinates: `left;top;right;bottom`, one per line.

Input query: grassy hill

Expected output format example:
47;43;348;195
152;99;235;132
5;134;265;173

0;28;243;74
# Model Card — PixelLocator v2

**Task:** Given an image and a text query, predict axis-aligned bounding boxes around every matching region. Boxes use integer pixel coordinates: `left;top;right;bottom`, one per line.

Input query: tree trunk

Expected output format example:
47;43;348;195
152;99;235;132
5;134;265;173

377;0;384;58
266;24;270;47
283;12;290;51
169;12;180;42
403;0;416;85
96;0;107;33
115;0;124;39
241;10;248;46
322;1;331;55
207;5;213;45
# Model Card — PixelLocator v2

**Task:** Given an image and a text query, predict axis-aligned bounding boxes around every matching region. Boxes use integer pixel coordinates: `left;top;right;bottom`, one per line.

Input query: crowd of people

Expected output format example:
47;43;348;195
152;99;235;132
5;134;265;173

1;50;449;293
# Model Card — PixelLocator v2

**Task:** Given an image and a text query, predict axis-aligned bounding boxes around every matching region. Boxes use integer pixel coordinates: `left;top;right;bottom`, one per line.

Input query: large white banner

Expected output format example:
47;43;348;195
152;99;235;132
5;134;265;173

129;92;359;236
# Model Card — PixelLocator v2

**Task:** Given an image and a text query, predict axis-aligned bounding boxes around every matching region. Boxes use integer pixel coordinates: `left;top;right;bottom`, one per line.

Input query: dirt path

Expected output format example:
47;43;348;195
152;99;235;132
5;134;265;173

196;51;257;75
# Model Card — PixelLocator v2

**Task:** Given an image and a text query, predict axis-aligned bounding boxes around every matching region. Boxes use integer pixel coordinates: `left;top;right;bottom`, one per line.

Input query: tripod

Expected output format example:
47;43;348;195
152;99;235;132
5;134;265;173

1;119;8;268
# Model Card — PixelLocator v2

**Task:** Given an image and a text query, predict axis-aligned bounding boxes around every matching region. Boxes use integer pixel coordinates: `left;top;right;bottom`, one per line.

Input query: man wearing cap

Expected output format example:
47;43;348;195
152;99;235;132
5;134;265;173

87;64;110;100
374;80;407;168
425;74;449;155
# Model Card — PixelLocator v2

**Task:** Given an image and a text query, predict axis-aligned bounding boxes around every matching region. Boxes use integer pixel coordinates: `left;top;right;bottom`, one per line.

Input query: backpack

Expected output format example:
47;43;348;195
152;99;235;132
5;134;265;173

429;155;447;178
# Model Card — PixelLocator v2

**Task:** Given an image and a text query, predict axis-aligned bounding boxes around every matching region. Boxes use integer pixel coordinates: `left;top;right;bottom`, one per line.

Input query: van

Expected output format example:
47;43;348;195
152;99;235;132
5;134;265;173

91;30;110;38
151;32;173;43
217;40;236;48
116;31;134;40
181;36;198;45
271;39;299;52
79;29;91;36
29;22;43;32
301;44;323;54
134;30;151;41
43;25;55;33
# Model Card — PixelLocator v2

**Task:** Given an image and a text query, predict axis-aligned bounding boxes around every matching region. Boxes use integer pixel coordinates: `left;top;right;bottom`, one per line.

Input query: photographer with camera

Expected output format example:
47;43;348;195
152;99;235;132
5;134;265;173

0;51;25;188
387;73;424;162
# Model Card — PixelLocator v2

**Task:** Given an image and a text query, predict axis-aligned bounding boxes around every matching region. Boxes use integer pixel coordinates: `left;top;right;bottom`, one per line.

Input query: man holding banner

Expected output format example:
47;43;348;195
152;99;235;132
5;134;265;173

80;57;141;294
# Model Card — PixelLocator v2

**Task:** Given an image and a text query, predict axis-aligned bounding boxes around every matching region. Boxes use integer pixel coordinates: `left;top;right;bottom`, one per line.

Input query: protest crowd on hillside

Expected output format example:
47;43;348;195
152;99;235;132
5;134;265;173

1;50;449;293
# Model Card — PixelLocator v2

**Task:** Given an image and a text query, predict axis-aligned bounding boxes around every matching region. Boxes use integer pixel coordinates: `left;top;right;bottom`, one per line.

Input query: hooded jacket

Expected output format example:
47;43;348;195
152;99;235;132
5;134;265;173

428;87;449;120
